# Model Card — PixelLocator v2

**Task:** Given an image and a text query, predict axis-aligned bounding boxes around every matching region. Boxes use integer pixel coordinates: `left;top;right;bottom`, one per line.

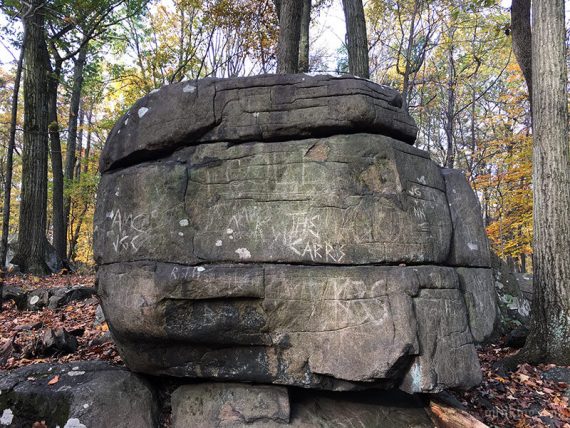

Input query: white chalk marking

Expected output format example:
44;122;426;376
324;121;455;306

235;248;251;259
67;370;85;377
467;243;479;251
215;240;223;247
29;295;40;305
0;409;14;425
64;418;87;428
183;84;196;93
179;219;189;227
138;107;149;118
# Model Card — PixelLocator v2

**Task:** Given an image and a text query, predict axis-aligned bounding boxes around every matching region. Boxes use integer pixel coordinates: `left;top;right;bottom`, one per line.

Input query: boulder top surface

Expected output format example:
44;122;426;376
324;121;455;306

100;73;418;172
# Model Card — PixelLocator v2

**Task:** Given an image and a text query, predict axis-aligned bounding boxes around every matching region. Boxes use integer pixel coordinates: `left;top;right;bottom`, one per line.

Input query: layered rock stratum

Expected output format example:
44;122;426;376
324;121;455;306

94;74;497;396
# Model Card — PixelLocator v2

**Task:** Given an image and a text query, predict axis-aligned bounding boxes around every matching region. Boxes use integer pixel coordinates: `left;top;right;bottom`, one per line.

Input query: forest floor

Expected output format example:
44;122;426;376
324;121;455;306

0;273;569;428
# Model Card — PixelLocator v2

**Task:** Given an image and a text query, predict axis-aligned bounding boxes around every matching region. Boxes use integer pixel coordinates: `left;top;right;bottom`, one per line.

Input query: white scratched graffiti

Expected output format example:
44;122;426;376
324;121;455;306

170;266;205;280
109;209;152;253
273;212;346;262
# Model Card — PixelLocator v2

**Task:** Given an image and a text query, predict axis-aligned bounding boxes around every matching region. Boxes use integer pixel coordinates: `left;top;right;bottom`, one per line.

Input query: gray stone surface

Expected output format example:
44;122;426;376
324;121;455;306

514;272;533;301
99;74;418;172
442;168;491;267
98;262;482;392
171;383;433;427
4;286;96;311
491;252;531;332
94;134;451;266
0;361;158;428
171;383;290;427
94;75;497;397
400;277;482;393
456;268;498;343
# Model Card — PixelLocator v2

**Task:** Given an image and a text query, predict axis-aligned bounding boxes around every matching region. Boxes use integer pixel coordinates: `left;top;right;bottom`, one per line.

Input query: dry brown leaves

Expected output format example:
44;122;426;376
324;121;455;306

454;344;570;428
0;273;122;370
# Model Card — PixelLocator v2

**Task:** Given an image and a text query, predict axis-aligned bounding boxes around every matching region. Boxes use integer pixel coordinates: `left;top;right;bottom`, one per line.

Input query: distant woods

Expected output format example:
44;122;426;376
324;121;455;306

275;0;369;77
0;0;557;284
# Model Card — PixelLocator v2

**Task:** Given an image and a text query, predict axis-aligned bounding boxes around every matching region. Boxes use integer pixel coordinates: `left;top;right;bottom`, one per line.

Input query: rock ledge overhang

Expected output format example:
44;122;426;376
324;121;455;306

99;73;418;172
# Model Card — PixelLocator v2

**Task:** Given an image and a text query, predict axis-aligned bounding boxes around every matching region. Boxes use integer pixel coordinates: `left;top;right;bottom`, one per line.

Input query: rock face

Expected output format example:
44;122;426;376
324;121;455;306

94;74;497;394
171;383;433;427
0;361;158;428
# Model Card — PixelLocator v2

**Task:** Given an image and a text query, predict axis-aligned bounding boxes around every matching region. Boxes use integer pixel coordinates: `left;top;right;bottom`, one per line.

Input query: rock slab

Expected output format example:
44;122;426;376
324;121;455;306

0;361;158;428
171;383;433;428
100;74;418;172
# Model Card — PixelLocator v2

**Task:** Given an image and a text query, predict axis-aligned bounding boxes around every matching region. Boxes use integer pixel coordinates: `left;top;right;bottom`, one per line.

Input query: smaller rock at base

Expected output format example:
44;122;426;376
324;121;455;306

48;286;97;310
1;285;26;309
93;304;105;326
0;361;158;428
36;328;78;356
541;367;570;384
171;383;434;428
26;289;50;311
89;331;113;346
172;383;290;428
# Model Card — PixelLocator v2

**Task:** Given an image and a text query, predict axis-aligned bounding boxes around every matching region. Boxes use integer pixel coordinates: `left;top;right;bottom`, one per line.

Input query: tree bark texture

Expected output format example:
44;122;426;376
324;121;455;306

444;39;456;168
12;0;50;275
75;103;85;180
47;59;66;264
276;0;303;73
511;0;532;102
523;0;570;365
298;0;311;72
83;105;93;174
0;27;26;270
64;45;88;242
342;0;369;78
0;22;27;311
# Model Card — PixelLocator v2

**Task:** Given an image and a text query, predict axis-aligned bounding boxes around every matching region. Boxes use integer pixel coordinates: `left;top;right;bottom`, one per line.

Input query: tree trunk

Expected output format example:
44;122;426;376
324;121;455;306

444;39;456;168
511;0;532;102
0;27;26;268
276;0;303;73
0;24;27;311
47;58;66;265
75;104;85;181
83;105;93;174
67;203;88;261
12;0;50;275
520;0;570;365
341;0;369;78
298;0;311;72
64;45;88;244
400;0;420;111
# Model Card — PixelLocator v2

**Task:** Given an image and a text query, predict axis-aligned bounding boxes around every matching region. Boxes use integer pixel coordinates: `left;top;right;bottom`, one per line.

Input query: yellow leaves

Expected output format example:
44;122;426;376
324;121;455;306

476;133;533;261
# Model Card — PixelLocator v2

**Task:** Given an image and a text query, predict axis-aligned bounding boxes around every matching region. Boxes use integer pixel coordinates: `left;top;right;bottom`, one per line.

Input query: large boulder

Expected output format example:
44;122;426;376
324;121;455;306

94;74;497;394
